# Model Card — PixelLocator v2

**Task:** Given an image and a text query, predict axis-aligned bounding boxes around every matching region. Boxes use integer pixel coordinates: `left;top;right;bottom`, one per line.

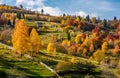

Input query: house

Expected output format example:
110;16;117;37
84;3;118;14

37;22;43;27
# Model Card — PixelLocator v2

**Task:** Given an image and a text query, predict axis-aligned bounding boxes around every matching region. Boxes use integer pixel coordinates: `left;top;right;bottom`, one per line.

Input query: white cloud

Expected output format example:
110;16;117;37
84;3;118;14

16;0;62;16
74;11;98;18
38;6;62;16
90;12;98;17
76;11;87;17
0;0;3;4
16;0;44;6
4;0;112;18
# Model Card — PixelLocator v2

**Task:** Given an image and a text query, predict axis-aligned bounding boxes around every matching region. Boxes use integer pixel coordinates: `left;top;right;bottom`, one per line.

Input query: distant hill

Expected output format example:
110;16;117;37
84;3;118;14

0;4;36;14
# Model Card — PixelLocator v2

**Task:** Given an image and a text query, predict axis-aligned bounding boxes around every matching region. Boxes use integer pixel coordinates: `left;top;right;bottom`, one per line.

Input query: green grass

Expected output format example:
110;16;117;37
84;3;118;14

0;42;101;78
26;21;37;27
40;32;67;47
30;49;101;78
0;45;55;78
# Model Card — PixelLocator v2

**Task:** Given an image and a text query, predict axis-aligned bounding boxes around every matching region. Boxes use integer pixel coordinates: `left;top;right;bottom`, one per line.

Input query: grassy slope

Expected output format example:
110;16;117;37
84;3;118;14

0;42;101;78
0;45;55;78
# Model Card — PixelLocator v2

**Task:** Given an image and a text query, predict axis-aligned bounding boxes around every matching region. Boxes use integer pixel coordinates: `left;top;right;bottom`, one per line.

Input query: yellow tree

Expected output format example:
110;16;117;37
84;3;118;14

91;17;96;24
61;19;66;25
47;43;56;54
81;18;85;23
93;49;105;64
12;19;30;54
30;28;42;53
75;16;81;22
71;57;76;63
78;24;82;31
75;35;81;44
83;37;89;47
83;48;87;55
62;40;71;48
102;42;108;53
89;43;94;53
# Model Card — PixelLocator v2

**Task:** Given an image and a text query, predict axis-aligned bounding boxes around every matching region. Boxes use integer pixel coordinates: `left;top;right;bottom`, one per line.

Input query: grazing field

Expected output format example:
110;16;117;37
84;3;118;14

0;43;102;78
28;49;101;78
0;45;55;78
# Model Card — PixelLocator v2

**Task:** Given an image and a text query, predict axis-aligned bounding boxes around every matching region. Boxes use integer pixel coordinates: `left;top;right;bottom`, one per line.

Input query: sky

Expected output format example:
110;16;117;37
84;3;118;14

0;0;120;19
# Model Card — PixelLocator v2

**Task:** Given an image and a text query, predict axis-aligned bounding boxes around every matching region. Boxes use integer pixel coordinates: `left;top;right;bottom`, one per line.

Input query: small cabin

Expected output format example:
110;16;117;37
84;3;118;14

37;22;43;27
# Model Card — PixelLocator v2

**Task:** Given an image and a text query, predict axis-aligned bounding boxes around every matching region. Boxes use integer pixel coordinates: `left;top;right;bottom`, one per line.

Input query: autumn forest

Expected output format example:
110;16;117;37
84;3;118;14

0;2;120;78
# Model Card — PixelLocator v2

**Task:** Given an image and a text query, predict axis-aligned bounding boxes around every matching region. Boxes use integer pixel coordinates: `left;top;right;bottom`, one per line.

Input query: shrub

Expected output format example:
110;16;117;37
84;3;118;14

0;70;7;78
117;69;120;74
63;26;73;32
56;62;73;72
84;75;95;78
77;46;83;56
0;28;13;44
109;58;119;68
68;46;76;55
54;43;67;53
101;68;116;78
62;40;71;48
71;57;76;63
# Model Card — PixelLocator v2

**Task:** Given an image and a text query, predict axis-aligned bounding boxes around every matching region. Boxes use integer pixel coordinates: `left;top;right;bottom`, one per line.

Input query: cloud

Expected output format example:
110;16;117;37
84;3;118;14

0;0;3;4
67;0;115;19
16;0;44;7
34;6;62;16
75;11;87;17
73;11;98;18
16;0;62;16
0;0;119;19
90;12;98;17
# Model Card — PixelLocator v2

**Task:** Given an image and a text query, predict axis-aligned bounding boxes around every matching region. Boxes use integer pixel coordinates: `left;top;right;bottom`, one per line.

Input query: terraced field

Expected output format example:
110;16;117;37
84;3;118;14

0;43;101;78
0;45;55;78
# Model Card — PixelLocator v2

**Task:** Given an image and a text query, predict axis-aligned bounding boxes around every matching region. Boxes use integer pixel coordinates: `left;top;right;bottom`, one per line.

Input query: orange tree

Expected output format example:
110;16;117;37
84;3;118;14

102;41;108;53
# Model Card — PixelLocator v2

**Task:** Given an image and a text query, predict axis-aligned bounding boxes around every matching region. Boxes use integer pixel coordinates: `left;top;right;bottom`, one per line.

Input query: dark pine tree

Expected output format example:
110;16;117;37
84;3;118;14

103;19;107;27
22;13;25;19
86;15;90;22
63;13;66;17
114;16;117;21
67;32;71;40
16;12;22;19
41;9;44;14
7;19;11;26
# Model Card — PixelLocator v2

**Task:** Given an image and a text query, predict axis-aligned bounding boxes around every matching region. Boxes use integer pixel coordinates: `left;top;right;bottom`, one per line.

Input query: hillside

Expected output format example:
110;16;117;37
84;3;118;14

0;44;56;78
0;3;120;78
